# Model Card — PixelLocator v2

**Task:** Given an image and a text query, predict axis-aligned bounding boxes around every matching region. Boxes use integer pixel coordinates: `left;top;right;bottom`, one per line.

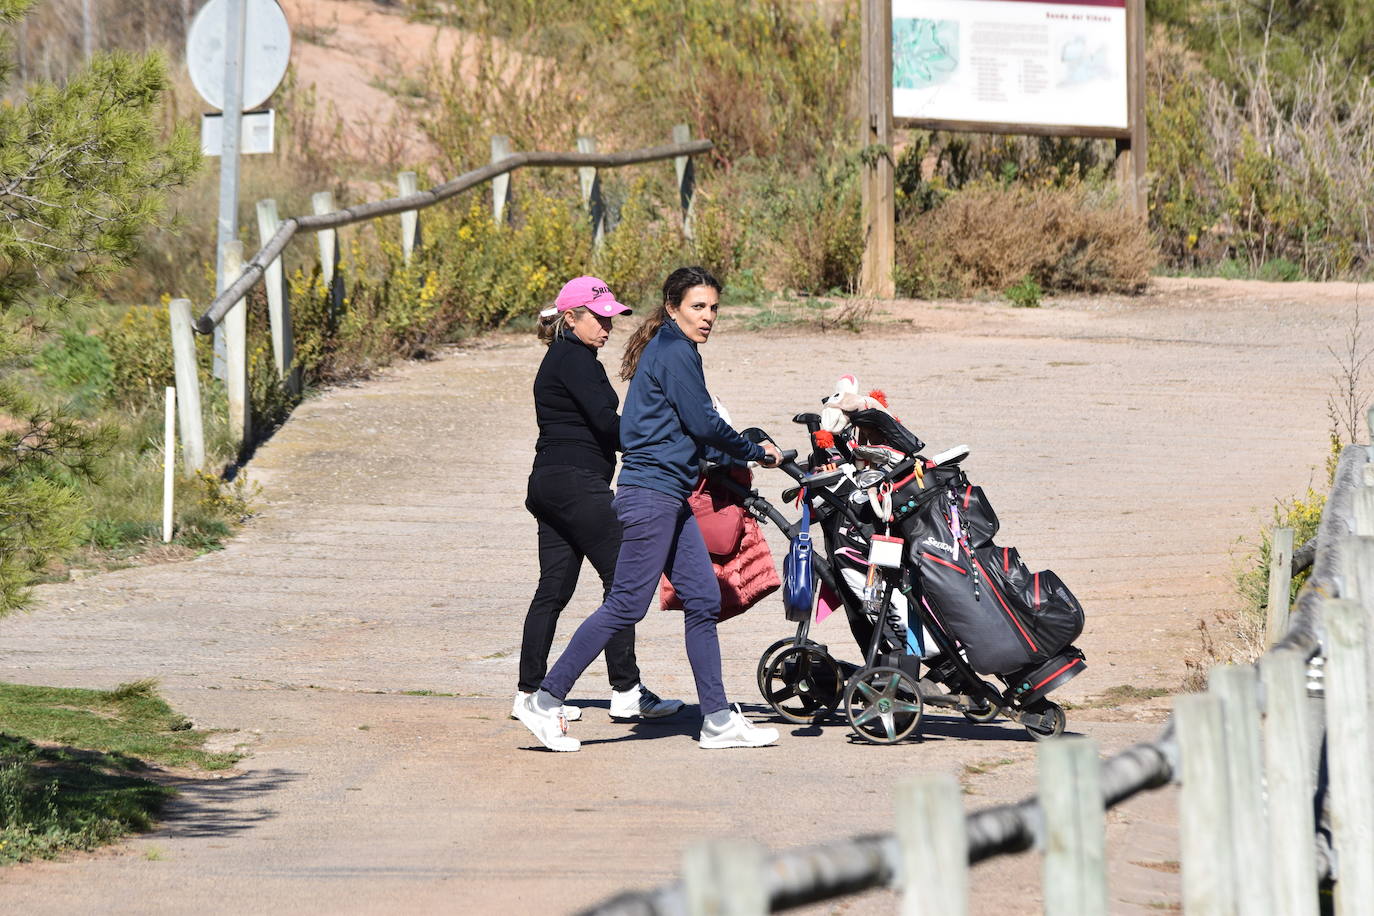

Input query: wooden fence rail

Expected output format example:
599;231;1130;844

191;135;711;335
582;438;1374;915
163;130;711;474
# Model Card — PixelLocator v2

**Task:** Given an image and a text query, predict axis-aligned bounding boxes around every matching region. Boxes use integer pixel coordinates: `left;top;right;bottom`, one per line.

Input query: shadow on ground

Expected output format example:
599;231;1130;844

151;768;301;839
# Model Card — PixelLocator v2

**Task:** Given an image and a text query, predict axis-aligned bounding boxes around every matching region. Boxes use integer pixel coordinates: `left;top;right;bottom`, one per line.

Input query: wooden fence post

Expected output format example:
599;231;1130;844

1209;664;1272;915
1353;485;1374;536
1266;527;1295;646
166;298;205;474
1038;736;1107;916
1341;534;1374;730
576;136;605;249
895;772;967;916
682;839;767;916
256;198;298;395
1323;595;1374;915
398;170;422;263
1117;0;1148;217
491;135;512;225
859;0;895;298
221;240;251;450
1174;692;1237;914
1259;650;1319;916
162;386;175;543
312;190;343;325
672;123;696;240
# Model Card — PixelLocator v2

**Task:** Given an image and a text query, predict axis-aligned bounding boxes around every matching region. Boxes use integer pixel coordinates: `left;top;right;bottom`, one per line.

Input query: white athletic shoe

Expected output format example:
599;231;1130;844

699;704;779;749
513;693;580;752
512;691;581;722
609;684;685;720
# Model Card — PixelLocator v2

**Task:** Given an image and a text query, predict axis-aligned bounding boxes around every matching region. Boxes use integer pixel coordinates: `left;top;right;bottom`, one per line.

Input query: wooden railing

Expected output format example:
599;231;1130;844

582;426;1374;915
163;128;710;474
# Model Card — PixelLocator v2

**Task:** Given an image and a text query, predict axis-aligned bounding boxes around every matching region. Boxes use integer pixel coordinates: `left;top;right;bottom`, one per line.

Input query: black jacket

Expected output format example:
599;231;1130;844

531;334;620;480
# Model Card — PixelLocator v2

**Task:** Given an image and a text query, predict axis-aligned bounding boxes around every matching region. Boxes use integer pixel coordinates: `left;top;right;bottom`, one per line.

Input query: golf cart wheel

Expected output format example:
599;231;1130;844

755;638;796;697
761;646;844;725
961;681;1002;723
962;700;1001;724
1023;699;1066;741
843;666;923;745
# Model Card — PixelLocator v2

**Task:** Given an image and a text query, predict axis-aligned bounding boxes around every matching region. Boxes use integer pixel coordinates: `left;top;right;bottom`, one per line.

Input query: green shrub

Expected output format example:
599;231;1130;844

1005;276;1043;308
104;305;174;401
416;0;858;171
593;179;685;310
1146;28;1374;278
1259;258;1303;282
759;160;864;294
35;330;114;409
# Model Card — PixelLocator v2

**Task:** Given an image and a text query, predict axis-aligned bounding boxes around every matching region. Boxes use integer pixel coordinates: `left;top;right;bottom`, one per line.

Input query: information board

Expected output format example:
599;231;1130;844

892;0;1129;133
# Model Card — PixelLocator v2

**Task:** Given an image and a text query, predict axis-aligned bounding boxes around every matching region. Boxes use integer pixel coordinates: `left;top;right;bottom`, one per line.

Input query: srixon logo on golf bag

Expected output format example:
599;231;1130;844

898;479;1084;676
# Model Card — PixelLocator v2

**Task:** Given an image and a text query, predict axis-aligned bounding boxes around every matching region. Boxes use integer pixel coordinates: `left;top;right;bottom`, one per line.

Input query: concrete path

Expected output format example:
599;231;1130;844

0;280;1350;913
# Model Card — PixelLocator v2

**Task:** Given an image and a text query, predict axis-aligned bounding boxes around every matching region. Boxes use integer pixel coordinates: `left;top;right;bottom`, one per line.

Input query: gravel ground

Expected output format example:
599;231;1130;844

0;278;1352;914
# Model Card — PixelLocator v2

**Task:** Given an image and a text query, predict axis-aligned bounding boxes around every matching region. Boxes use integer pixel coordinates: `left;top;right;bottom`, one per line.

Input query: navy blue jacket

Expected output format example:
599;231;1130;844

618;320;766;498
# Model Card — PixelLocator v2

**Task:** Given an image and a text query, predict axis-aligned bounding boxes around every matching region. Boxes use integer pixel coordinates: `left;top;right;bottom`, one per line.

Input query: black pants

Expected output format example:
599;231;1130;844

519;465;640;693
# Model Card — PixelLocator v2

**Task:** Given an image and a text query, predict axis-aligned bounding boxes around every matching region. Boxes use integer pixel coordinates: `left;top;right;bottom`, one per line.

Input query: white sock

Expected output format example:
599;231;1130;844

704;708;734;730
532;689;562;713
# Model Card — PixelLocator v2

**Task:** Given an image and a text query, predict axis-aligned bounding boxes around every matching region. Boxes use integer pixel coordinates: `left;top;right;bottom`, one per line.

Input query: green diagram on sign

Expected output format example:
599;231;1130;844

893;18;959;89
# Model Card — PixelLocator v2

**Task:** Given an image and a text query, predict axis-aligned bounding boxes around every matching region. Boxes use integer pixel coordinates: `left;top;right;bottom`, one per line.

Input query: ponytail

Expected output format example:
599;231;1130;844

619;304;668;379
535;306;587;346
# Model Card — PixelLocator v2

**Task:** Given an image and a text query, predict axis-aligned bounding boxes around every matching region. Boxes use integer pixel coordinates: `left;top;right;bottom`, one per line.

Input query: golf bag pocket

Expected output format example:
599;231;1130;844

1024;569;1084;656
956;484;999;548
971;546;1084;662
919;546;1038;675
907;500;1037;675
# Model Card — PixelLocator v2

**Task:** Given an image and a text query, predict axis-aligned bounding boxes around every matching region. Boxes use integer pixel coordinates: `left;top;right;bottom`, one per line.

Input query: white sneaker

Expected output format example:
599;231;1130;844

513;693;580;752
512;691;581;722
699;704;779;749
609;684;685;719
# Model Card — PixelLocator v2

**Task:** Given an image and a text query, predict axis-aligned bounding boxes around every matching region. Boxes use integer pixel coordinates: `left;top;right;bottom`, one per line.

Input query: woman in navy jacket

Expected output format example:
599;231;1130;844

516;276;683;723
515;267;783;752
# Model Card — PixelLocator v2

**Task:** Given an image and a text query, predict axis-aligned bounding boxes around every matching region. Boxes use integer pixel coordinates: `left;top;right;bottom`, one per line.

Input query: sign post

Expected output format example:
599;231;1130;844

186;0;291;375
860;0;896;299
1121;0;1147;216
213;0;247;377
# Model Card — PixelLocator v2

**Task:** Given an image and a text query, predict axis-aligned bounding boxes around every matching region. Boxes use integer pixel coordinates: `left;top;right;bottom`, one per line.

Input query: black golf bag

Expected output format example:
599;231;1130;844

892;467;1085;677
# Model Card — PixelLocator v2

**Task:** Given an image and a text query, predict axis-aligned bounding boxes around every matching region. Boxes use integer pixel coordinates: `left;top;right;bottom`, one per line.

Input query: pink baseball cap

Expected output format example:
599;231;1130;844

539;275;632;318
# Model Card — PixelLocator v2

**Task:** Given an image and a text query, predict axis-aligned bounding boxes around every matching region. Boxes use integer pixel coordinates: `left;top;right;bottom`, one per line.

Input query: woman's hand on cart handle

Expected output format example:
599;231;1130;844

758;441;787;467
738;426;795;470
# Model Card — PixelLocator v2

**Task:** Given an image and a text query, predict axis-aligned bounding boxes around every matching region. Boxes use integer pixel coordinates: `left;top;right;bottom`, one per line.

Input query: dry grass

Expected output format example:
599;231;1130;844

896;183;1156;298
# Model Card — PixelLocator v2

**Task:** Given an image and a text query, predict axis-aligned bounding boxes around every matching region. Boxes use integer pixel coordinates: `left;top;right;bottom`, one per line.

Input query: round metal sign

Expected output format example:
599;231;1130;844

187;0;291;112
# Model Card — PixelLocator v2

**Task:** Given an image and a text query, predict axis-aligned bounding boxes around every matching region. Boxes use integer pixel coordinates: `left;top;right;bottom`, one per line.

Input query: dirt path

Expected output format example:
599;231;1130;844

0;281;1350;914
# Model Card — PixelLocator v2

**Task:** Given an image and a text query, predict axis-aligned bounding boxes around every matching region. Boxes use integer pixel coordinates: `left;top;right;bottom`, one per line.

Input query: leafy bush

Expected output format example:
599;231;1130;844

1005;276;1043;308
895;182;1155;297
104;305;175;401
35;330;115;409
415;0;858;171
759;160;864;295
1146;27;1374;278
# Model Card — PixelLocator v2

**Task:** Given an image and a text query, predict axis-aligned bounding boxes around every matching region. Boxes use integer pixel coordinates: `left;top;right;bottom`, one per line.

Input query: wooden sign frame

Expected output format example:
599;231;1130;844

859;0;1147;298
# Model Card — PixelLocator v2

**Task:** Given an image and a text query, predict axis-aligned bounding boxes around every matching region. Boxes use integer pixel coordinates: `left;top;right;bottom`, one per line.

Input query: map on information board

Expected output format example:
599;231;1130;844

892;0;1128;131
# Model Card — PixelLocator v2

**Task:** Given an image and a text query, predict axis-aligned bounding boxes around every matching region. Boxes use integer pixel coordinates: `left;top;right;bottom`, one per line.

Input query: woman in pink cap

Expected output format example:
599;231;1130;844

513;276;684;723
